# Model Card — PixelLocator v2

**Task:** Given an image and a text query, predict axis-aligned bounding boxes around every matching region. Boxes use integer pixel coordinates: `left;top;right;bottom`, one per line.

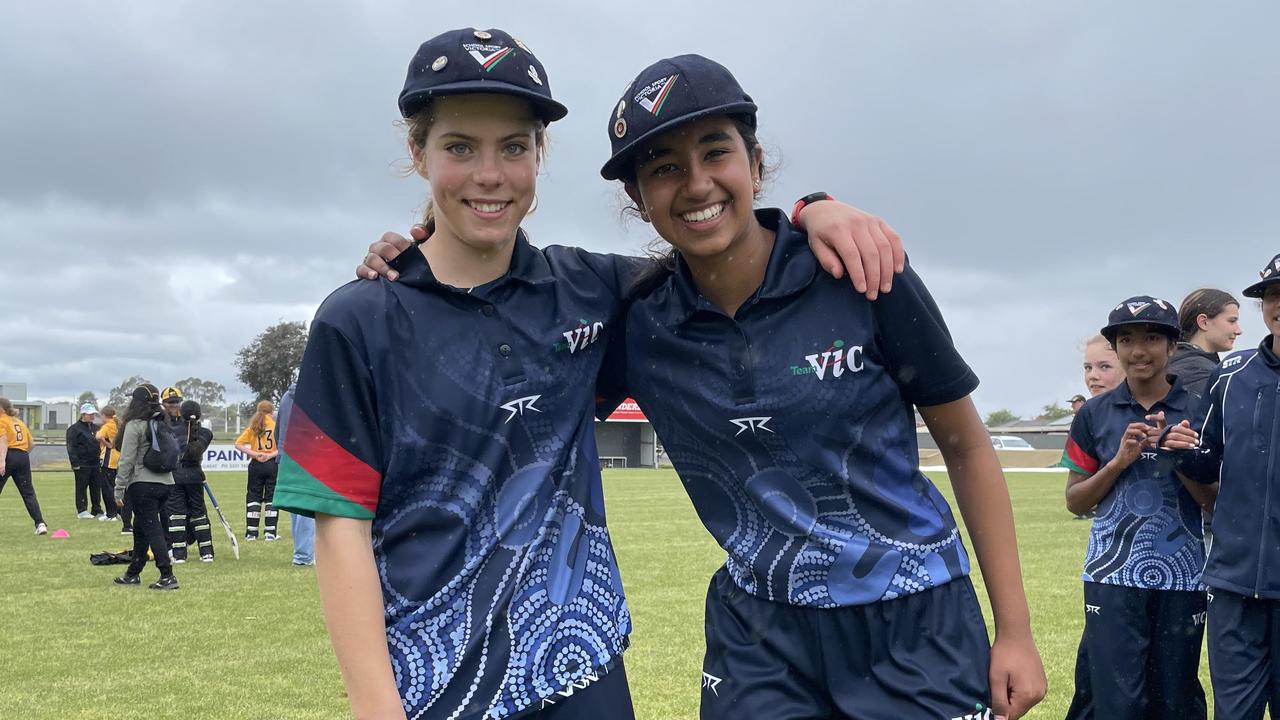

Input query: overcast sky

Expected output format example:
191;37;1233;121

1;2;1276;418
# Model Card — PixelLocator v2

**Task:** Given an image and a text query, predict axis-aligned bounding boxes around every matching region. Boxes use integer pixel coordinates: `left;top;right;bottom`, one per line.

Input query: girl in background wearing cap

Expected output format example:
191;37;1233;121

1061;297;1213;719
166;401;216;563
588;53;1045;720
1166;259;1280;719
0;397;47;535
305;26;917;720
235;400;279;542
112;384;179;590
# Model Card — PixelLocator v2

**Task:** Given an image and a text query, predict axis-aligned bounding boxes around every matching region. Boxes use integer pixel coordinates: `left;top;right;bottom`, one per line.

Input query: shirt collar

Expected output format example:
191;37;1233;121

662;208;818;326
1260;335;1280;367
390;228;555;292
1110;374;1189;412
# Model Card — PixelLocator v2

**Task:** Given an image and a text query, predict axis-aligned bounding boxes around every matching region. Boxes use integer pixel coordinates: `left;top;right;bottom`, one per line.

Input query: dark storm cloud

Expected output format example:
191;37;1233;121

1;1;1276;416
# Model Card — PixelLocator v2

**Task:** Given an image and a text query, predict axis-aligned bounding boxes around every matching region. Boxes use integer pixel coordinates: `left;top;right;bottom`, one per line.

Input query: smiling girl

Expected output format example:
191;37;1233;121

599;54;1045;720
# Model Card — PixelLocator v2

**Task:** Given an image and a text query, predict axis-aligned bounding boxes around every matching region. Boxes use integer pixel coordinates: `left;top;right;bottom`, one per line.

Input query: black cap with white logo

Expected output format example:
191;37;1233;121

600;54;757;180
1100;295;1180;343
398;28;567;123
1242;253;1280;299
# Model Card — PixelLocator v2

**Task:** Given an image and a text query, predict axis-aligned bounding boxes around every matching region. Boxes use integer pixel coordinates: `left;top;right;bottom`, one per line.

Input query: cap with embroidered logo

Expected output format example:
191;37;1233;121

398;27;567;123
1242;253;1280;299
1101;295;1180;343
600;54;757;180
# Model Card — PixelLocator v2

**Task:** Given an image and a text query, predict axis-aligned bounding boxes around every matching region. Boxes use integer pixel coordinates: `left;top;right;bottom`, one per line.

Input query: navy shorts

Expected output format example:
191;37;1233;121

1206;588;1280;720
699;566;992;720
1074;582;1205;719
516;658;635;720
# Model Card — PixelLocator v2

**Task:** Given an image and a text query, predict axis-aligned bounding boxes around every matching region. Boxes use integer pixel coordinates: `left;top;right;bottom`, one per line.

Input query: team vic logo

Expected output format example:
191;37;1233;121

790;339;865;380
465;43;514;72
556;319;604;354
635;74;679;116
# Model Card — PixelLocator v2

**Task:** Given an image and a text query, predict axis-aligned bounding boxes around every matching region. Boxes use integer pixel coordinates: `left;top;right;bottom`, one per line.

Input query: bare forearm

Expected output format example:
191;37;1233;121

1065;461;1124;515
315;515;405;720
923;400;1033;637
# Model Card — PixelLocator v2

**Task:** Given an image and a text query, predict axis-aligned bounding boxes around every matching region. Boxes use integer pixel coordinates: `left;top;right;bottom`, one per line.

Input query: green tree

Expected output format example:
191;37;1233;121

172;377;227;406
1038;403;1072;422
985;409;1020;428
76;391;99;409
235;321;308;404
106;375;152;410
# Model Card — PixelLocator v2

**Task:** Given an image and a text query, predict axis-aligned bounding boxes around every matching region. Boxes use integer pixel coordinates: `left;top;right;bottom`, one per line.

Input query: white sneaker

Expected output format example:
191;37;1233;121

172;557;186;564
200;555;214;563
35;523;48;535
264;533;279;542
77;511;93;519
98;514;113;522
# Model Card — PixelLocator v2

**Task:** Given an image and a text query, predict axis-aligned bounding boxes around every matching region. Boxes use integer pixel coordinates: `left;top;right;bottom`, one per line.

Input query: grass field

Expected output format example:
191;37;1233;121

0;469;1216;719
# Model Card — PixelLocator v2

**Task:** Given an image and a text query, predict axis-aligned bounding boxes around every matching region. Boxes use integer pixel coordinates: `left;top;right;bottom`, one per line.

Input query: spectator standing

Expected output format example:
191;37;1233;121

97;406;130;534
66;403;105;518
166;400;216;563
112;384;178;590
236;401;279;541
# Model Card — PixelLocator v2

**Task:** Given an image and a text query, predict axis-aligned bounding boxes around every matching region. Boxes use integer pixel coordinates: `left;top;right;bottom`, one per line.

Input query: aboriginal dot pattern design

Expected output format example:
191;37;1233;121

275;238;635;719
622;210;980;607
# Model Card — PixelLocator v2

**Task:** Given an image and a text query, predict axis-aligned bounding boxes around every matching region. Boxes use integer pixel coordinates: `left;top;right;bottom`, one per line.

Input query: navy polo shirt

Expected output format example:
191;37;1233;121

1061;378;1204;591
616;209;979;607
274;233;637;719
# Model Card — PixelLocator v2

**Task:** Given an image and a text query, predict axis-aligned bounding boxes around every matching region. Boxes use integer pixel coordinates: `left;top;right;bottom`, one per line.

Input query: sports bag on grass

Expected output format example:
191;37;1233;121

143;419;180;473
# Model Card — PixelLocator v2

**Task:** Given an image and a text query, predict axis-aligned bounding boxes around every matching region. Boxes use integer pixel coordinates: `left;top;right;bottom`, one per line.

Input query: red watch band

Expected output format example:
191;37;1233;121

790;192;834;225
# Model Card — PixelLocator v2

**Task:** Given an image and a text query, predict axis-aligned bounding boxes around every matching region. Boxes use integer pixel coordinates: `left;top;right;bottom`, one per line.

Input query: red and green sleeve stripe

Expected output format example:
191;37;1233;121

273;406;380;520
1059;436;1099;475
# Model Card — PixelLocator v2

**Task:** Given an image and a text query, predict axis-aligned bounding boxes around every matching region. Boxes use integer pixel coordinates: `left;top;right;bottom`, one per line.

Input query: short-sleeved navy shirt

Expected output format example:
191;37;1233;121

617;209;979;607
1060;379;1204;591
275;234;637;720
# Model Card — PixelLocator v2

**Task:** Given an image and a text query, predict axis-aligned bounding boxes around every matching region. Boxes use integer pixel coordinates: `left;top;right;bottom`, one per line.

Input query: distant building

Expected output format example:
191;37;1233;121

594;398;658;468
0;382;76;430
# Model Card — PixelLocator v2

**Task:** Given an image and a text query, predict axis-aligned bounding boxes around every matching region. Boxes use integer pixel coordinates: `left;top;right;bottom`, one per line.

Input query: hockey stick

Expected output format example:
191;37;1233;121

203;482;241;560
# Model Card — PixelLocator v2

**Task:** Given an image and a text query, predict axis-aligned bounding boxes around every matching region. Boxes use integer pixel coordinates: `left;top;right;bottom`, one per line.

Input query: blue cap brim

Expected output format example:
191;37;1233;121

1242;278;1280;299
599;101;757;181
399;81;568;122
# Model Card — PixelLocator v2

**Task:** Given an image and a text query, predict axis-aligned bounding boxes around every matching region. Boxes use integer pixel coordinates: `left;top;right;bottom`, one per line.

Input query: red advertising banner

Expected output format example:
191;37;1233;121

604;398;648;423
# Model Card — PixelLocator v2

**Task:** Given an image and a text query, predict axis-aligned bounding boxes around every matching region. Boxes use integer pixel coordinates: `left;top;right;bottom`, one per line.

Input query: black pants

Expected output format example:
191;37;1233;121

1075;582;1206;719
166;482;213;560
96;465;118;519
1;450;44;526
74;465;104;515
101;468;128;526
245;460;278;538
124;482;173;578
1065;636;1094;719
1207;588;1280;719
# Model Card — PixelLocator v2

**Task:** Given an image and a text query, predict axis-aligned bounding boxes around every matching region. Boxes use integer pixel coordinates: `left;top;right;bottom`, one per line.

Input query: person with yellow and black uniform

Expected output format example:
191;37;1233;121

1;397;46;535
236;400;279;541
97;407;129;534
165;400;215;563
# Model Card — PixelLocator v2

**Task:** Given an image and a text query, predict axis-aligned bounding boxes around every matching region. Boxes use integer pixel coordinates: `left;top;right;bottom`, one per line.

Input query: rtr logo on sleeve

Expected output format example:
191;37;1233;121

500;395;542;423
789;339;865;380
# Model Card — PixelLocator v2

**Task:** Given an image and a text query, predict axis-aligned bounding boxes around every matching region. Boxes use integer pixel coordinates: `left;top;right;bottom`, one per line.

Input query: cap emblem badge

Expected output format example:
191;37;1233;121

613;118;627;138
527;65;542;85
616;100;626;119
1127;301;1152;316
635;74;679;116
473;30;493;40
467;45;514;71
431;56;448;72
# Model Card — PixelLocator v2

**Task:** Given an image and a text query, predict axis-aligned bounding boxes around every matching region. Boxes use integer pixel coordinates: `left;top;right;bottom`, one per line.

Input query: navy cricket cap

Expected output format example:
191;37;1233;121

1101;295;1180;343
600;54;758;181
1242;253;1280;298
398;28;567;123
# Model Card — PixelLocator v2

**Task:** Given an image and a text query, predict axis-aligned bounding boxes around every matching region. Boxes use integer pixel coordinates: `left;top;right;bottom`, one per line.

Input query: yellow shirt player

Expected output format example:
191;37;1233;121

0;398;47;534
235;401;280;541
97;412;120;471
